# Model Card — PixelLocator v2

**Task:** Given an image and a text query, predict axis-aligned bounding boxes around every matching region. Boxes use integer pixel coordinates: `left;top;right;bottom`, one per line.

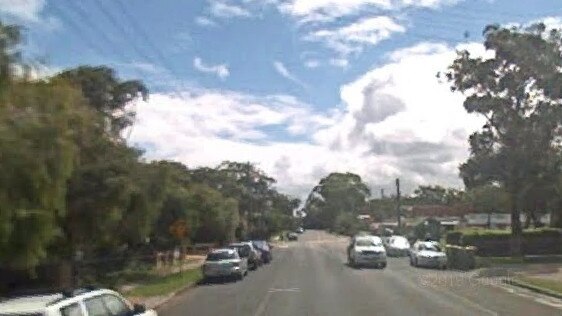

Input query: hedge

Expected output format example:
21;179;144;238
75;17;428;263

445;228;562;257
445;245;477;270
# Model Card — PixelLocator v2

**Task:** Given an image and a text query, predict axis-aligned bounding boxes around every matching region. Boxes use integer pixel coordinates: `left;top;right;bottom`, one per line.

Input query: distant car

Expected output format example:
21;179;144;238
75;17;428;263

0;287;156;316
229;242;261;269
348;235;387;268
410;241;447;269
296;227;304;234
287;232;298;241
252;240;273;264
202;248;248;281
386;235;411;257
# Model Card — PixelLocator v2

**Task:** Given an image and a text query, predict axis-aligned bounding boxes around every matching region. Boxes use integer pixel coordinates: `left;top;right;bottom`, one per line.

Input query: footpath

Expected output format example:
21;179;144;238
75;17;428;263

475;256;562;299
125;255;205;309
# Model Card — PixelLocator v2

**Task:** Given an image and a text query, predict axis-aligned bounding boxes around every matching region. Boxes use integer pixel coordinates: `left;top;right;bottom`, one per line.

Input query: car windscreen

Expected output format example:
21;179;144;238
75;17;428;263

390;237;409;247
355;239;377;247
207;251;235;261
253;241;269;251
420;244;441;252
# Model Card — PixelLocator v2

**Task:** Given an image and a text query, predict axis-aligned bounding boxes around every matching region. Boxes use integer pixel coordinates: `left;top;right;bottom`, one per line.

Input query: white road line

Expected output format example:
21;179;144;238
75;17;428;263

268;288;301;293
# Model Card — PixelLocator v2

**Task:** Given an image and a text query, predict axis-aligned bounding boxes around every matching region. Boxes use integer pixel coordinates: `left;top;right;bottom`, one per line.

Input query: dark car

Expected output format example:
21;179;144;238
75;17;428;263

287;232;298;241
252;240;273;264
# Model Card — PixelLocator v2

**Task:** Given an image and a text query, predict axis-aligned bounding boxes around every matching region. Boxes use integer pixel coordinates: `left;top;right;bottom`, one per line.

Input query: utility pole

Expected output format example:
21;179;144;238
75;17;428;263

380;188;385;199
395;178;401;231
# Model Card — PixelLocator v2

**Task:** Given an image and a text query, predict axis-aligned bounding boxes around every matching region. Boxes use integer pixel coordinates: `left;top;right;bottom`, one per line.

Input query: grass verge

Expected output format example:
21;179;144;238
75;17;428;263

125;268;202;297
515;276;562;296
476;255;562;267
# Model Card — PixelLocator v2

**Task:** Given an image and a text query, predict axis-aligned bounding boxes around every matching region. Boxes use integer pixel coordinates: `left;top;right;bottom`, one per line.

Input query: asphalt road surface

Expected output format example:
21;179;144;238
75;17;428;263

158;230;562;316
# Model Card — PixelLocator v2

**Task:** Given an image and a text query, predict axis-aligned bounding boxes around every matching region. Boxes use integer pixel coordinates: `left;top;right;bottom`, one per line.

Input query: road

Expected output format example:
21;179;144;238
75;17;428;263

158;230;562;316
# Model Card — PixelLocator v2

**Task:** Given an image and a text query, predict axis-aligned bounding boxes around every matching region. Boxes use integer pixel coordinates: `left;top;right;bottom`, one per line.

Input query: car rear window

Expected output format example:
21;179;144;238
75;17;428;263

207;251;235;261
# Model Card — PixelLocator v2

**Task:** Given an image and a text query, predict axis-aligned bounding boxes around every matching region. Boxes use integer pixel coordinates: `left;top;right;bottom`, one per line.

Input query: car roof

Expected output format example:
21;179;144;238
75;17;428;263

356;235;382;243
0;294;63;314
210;248;236;254
0;289;121;314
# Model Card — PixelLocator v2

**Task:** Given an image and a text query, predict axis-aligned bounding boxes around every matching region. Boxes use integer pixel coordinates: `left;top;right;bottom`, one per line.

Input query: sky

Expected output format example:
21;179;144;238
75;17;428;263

1;0;561;199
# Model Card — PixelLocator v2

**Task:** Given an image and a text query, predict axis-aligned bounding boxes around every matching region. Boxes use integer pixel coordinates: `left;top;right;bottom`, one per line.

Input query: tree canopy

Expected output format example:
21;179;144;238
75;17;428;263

445;23;562;253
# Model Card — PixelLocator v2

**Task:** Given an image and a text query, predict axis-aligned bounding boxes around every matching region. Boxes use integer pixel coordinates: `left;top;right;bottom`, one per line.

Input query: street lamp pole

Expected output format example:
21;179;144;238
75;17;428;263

396;178;401;231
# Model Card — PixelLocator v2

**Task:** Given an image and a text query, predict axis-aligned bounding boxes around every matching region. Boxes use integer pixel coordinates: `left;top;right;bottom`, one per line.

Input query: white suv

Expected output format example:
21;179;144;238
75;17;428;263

0;288;156;316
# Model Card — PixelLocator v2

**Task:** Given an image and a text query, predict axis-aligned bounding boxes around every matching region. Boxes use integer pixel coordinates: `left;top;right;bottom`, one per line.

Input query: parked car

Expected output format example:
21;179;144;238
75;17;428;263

287;232;298;241
348;235;387;268
252;240;273;264
0;287;156;316
296;227;304;234
229;242;262;270
410;241;447;269
386;235;411;257
202;248;248;281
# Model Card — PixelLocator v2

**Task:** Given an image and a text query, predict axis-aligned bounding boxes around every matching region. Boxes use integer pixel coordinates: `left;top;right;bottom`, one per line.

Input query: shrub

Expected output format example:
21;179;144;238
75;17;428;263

445;245;477;270
449;228;562;256
445;231;463;245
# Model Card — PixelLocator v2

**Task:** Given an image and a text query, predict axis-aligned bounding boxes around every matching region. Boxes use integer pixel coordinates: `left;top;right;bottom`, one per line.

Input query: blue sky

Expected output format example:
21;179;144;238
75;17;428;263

1;0;561;197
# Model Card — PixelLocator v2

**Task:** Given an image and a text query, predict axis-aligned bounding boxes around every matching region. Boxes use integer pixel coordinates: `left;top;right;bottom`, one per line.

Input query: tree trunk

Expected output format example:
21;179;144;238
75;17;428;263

508;186;523;257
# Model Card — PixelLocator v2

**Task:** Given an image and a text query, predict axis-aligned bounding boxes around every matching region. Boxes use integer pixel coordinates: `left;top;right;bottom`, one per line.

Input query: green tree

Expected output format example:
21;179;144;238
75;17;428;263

56;66;148;136
445;23;562;254
304;172;370;230
0;80;91;269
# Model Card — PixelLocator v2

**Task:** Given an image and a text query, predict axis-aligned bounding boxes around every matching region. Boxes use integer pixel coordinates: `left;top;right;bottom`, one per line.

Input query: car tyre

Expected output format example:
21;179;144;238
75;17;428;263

380;262;387;269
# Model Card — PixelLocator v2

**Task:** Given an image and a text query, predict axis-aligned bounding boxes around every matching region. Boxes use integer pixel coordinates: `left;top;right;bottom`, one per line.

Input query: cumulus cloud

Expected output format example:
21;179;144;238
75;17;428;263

304;16;406;56
273;61;306;87
279;0;460;23
0;0;45;22
210;1;252;18
130;41;489;198
193;57;230;79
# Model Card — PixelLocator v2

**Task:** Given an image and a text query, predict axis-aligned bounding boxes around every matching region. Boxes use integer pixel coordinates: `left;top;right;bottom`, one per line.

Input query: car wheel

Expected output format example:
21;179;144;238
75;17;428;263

380;262;387;269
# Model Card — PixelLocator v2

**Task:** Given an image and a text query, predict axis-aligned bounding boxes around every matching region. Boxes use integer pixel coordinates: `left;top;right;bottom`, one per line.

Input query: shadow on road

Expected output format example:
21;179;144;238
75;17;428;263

197;277;240;286
344;262;386;270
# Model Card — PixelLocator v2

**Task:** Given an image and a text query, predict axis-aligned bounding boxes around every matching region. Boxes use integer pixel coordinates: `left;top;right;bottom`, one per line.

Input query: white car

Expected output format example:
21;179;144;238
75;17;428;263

202;248;248;281
348;235;387;268
386;236;411;257
410;241;447;269
0;288;156;316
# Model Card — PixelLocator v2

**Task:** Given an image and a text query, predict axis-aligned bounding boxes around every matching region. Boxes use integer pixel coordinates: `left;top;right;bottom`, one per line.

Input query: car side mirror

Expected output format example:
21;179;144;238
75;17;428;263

132;303;146;314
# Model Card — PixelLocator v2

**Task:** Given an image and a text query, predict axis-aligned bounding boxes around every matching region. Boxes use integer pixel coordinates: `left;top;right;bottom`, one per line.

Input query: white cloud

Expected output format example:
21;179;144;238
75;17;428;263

130;41;491;197
540;16;562;30
0;0;45;22
279;0;460;22
273;61;306;87
193;57;230;79
195;16;218;27
210;1;252;18
329;58;349;68
304;60;320;68
304;16;406;56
